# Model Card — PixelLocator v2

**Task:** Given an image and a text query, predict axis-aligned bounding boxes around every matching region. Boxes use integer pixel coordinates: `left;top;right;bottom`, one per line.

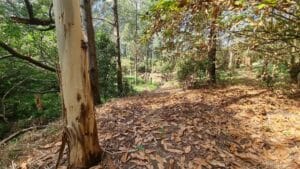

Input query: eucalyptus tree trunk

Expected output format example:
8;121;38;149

113;0;123;95
53;0;102;168
207;5;220;84
80;0;101;105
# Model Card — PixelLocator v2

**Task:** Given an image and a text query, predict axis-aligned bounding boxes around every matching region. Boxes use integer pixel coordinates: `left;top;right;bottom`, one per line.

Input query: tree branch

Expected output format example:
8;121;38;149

93;17;115;26
10;16;54;26
0;125;47;146
0;41;56;72
34;25;55;31
10;0;54;26
1;78;29;123
0;55;12;60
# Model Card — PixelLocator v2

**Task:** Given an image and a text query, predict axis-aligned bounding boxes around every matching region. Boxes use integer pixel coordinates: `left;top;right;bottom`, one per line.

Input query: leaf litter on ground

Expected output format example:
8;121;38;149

1;85;300;169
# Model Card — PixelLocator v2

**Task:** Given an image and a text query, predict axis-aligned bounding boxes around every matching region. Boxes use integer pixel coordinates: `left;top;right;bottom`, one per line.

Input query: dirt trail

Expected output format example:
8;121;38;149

96;86;300;169
1;85;300;169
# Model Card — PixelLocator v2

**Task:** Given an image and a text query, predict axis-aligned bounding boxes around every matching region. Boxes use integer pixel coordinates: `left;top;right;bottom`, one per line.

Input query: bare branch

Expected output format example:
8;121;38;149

93;17;115;26
0;41;56;72
10;0;54;26
1;78;29;123
0;55;12;60
10;16;54;26
34;25;55;31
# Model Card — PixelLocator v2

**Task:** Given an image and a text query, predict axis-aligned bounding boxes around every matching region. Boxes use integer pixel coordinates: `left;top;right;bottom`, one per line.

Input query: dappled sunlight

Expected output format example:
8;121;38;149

95;85;300;168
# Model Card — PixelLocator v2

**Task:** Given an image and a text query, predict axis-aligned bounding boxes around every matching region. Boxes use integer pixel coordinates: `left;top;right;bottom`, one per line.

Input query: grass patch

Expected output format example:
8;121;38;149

124;76;159;93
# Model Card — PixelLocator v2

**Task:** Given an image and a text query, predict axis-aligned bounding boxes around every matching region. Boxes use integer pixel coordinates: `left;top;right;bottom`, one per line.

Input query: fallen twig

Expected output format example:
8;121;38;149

55;130;67;169
0;125;47;146
103;148;138;155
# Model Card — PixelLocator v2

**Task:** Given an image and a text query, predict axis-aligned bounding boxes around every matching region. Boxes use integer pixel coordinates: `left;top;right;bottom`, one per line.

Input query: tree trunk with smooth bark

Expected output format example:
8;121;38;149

53;0;102;168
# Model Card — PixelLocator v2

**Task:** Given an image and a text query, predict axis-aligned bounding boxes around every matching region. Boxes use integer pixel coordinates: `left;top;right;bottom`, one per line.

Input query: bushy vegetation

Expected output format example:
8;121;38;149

0;59;60;138
290;63;300;82
96;32;118;101
176;58;208;83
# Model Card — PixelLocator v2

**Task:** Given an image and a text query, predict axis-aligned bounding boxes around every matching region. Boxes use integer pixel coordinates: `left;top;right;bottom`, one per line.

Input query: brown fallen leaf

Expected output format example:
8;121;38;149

184;145;192;153
150;154;166;169
130;159;148;166
55;141;62;146
130;152;148;161
161;139;184;154
193;158;210;169
121;152;129;163
145;149;156;154
235;152;261;165
20;162;28;169
168;159;175;169
178;156;185;169
38;143;53;149
209;160;226;167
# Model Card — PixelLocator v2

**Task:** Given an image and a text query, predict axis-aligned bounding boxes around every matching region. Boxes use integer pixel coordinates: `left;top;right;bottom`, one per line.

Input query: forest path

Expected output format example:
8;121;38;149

1;85;300;168
96;85;300;169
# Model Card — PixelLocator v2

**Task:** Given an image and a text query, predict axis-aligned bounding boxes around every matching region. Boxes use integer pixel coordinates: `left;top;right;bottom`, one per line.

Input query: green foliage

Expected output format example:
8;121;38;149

96;31;119;101
289;63;300;82
0;58;60;138
176;58;208;82
0;123;9;138
125;76;159;92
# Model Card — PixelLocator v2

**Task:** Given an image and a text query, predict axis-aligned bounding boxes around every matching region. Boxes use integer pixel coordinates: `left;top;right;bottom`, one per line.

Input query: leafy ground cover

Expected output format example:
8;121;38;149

0;84;299;169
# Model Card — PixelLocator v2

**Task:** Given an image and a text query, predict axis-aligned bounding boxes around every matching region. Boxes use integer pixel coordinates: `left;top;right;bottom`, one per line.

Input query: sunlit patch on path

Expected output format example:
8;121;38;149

96;86;300;169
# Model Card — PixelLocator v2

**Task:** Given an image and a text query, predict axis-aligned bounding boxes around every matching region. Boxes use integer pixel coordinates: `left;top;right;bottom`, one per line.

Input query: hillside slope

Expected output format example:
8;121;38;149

1;85;300;169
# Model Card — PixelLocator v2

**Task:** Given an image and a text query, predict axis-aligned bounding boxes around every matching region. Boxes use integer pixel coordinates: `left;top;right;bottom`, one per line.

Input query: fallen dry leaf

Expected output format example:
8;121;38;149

184;145;192;153
209;160;226;167
121;152;129;163
150;154;166;169
161;139;184;154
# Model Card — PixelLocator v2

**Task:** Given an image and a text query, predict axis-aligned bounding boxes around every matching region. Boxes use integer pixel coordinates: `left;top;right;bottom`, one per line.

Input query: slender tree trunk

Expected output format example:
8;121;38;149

291;39;296;65
53;0;102;168
207;6;220;84
113;0;123;95
80;0;101;105
134;0;138;85
228;49;234;70
261;57;269;77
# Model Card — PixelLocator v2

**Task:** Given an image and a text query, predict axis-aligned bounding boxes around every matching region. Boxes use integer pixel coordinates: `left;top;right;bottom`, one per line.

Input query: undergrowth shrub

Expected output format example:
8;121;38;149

176;58;208;88
290;62;300;82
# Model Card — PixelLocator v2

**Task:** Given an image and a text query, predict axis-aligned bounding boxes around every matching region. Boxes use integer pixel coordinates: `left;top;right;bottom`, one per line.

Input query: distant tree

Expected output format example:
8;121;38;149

113;0;123;95
81;0;101;105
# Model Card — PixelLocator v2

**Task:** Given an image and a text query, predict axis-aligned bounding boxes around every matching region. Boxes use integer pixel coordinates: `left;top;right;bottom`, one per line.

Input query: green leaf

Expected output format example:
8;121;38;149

257;4;267;9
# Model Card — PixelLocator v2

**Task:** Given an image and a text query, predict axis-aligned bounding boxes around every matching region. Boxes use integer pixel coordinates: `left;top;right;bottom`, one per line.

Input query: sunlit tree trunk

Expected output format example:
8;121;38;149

53;0;102;168
228;49;234;70
207;5;220;84
80;0;101;105
113;0;123;95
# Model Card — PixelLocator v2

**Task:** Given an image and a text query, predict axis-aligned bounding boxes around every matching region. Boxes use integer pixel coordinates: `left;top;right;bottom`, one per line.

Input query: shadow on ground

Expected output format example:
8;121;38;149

96;85;300;169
